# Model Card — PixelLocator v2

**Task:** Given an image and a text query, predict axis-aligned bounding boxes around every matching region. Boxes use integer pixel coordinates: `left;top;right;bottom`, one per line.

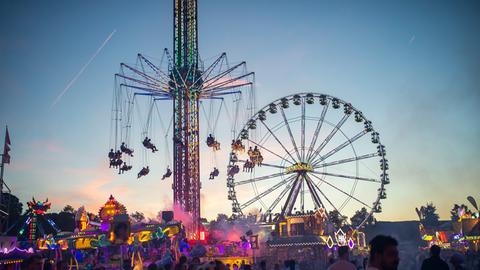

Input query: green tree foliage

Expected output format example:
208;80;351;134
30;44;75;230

130;211;145;223
419;202;440;227
44;211;75;232
216;213;229;222
1;193;23;234
350;207;376;228
88;212;101;222
62;205;75;214
328;210;347;228
450;204;472;221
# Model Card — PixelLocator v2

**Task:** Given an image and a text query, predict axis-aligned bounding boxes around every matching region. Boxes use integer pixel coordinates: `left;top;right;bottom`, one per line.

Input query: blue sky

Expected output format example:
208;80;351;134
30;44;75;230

1;0;479;221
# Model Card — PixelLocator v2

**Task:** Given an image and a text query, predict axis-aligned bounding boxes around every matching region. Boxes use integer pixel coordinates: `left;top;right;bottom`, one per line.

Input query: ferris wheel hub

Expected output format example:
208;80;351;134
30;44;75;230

286;162;313;174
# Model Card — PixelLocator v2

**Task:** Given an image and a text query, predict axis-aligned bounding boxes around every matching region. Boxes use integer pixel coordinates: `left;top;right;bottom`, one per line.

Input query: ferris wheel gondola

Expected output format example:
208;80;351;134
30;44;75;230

227;93;389;228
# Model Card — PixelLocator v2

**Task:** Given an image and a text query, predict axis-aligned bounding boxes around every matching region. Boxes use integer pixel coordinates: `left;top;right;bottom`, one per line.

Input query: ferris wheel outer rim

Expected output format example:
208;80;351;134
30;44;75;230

226;92;388;229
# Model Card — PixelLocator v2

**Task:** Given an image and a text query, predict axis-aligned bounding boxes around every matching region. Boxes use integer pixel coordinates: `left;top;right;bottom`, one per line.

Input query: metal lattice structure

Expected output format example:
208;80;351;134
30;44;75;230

227;93;389;228
111;0;255;238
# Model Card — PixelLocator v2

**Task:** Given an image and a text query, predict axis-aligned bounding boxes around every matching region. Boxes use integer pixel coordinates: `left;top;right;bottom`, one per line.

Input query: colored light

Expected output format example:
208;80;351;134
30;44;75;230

326;236;334;249
348;238;355;249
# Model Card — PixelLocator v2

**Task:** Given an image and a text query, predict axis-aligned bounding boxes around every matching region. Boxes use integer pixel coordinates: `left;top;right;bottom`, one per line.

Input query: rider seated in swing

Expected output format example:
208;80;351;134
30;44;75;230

209;167;219;180
137;166;150;179
109;158;115;168
142;137;158;152
108;149;115;159
114;150;122;160
120;142;134;157
119;163;132;174
206;134;215;147
162;167;172;180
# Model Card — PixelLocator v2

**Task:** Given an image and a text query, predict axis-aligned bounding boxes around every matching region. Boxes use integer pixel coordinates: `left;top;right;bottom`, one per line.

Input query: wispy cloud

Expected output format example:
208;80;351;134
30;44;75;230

50;29;116;109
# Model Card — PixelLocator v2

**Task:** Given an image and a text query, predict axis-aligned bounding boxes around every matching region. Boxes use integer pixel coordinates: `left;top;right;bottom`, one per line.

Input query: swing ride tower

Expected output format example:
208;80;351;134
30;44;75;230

110;0;255;239
172;0;201;237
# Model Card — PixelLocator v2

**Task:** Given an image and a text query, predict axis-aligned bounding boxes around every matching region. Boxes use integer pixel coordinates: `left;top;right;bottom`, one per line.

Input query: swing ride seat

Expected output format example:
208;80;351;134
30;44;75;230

137;167;150;179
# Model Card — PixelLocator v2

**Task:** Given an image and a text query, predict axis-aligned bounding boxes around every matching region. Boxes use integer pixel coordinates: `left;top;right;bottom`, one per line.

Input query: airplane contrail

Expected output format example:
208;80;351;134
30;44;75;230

50;29;117;109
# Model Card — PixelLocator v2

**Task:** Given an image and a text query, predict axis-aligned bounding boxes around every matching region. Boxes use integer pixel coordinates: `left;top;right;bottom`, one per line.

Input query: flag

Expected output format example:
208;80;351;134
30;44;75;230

2;127;11;164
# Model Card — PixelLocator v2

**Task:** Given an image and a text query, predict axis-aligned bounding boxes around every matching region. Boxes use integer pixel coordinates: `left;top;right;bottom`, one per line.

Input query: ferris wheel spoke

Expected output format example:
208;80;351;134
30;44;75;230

315;152;379;169
240;176;293;209
307;113;350;164
265;175;297;214
247;139;295;165
301;99;306;161
280;107;301;161
259;120;298;163
234;171;291;186
304;174;326;210
309;173;372;209
312;130;369;167
310;170;381;183
306;100;329;161
305;174;341;214
280;174;303;216
237;159;286;169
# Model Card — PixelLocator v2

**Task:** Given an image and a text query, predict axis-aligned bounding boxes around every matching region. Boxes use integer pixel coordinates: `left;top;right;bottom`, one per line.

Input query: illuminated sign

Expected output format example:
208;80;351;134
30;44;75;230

286;163;313;173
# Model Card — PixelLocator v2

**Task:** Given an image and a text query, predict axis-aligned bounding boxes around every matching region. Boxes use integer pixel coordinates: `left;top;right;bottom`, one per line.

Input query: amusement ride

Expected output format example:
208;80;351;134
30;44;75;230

227;93;389;228
109;0;256;238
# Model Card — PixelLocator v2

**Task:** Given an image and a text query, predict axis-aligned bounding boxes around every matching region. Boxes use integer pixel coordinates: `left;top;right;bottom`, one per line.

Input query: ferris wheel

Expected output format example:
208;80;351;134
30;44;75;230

226;93;389;228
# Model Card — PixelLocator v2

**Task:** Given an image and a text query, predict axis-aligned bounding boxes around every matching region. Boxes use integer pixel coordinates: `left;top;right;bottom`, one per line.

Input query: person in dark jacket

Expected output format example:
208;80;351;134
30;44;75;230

421;245;449;270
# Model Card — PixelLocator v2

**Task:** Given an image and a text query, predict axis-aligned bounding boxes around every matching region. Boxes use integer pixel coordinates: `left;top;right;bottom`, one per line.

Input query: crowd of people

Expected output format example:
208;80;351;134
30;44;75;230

19;235;480;270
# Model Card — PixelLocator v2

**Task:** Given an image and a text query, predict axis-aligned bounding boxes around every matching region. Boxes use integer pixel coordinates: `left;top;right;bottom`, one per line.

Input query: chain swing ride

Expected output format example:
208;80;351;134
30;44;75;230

109;0;255;238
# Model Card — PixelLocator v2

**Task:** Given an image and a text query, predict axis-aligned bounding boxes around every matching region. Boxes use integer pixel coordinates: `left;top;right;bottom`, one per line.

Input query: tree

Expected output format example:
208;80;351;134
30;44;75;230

62;205;75;214
87;212;101;223
45;212;75;232
420;202;440;227
350;207;376;228
130;211;145;223
450;204;472;221
216;213;229;223
328;210;347;228
0;193;23;234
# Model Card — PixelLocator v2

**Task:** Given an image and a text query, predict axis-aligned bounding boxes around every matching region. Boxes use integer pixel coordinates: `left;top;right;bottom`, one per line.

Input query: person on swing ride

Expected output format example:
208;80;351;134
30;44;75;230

120;163;132;174
143;137;158;152
108;149;115;159
209;167;219;180
114;150;122;160
120;142;134;157
162;167;172;180
137;166;150;179
206;134;215;147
